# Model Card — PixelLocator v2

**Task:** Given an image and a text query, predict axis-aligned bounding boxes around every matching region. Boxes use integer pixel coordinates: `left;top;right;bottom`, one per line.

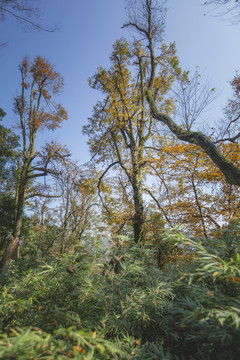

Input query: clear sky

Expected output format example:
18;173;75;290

1;0;240;164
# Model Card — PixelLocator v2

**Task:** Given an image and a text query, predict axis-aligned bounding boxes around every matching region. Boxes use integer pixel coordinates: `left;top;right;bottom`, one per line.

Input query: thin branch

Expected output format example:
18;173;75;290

97;161;120;216
122;22;148;37
144;187;173;225
25;193;61;200
215;131;240;143
0;5;57;32
27;167;58;179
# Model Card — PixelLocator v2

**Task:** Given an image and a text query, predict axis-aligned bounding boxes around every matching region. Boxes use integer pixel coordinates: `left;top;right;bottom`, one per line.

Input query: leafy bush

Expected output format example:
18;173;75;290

0;229;239;359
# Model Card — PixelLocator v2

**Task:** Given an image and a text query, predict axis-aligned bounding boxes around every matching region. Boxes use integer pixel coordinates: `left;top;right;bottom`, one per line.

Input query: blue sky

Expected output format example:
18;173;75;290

1;0;240;164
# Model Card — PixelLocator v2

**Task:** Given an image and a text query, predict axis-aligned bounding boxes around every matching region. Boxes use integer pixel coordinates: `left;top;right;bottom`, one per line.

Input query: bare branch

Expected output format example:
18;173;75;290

203;0;240;24
25;193;61;200
215;131;240;143
144;187;173;225
97;161;120;216
173;71;217;131
0;1;57;32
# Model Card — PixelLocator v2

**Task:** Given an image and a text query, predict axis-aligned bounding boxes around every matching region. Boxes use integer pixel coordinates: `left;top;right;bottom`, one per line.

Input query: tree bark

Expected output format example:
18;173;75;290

0;164;27;271
132;165;144;243
0;236;20;271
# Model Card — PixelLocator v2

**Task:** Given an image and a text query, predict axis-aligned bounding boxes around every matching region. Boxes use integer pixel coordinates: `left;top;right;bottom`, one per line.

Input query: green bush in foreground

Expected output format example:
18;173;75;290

0;229;239;359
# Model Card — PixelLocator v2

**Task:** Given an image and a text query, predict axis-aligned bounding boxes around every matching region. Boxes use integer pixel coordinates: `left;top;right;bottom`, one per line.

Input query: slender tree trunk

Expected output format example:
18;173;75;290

12;160;21;261
191;176;208;239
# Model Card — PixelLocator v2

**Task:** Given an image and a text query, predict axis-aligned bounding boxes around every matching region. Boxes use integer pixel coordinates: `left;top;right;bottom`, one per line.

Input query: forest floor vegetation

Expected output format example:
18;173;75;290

0;225;240;359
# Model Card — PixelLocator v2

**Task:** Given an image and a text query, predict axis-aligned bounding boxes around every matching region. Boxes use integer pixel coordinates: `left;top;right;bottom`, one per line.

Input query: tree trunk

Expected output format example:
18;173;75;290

132;167;144;243
12;159;22;262
0;236;20;271
12;243;20;261
0;170;26;272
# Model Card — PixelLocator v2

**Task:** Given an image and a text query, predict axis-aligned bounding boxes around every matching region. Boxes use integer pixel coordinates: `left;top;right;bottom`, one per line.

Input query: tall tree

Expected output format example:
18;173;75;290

0;110;19;255
0;56;69;271
84;38;182;243
124;0;240;187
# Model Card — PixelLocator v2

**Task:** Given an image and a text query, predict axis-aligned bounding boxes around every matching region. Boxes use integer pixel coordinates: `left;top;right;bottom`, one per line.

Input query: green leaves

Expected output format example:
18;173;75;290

0;230;240;359
0;327;123;360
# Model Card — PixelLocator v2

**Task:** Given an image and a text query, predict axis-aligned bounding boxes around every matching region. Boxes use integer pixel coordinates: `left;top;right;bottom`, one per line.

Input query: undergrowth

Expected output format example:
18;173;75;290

0;227;239;359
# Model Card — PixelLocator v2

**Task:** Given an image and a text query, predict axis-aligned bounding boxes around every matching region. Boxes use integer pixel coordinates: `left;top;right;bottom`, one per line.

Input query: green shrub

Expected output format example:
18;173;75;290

0;230;239;359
